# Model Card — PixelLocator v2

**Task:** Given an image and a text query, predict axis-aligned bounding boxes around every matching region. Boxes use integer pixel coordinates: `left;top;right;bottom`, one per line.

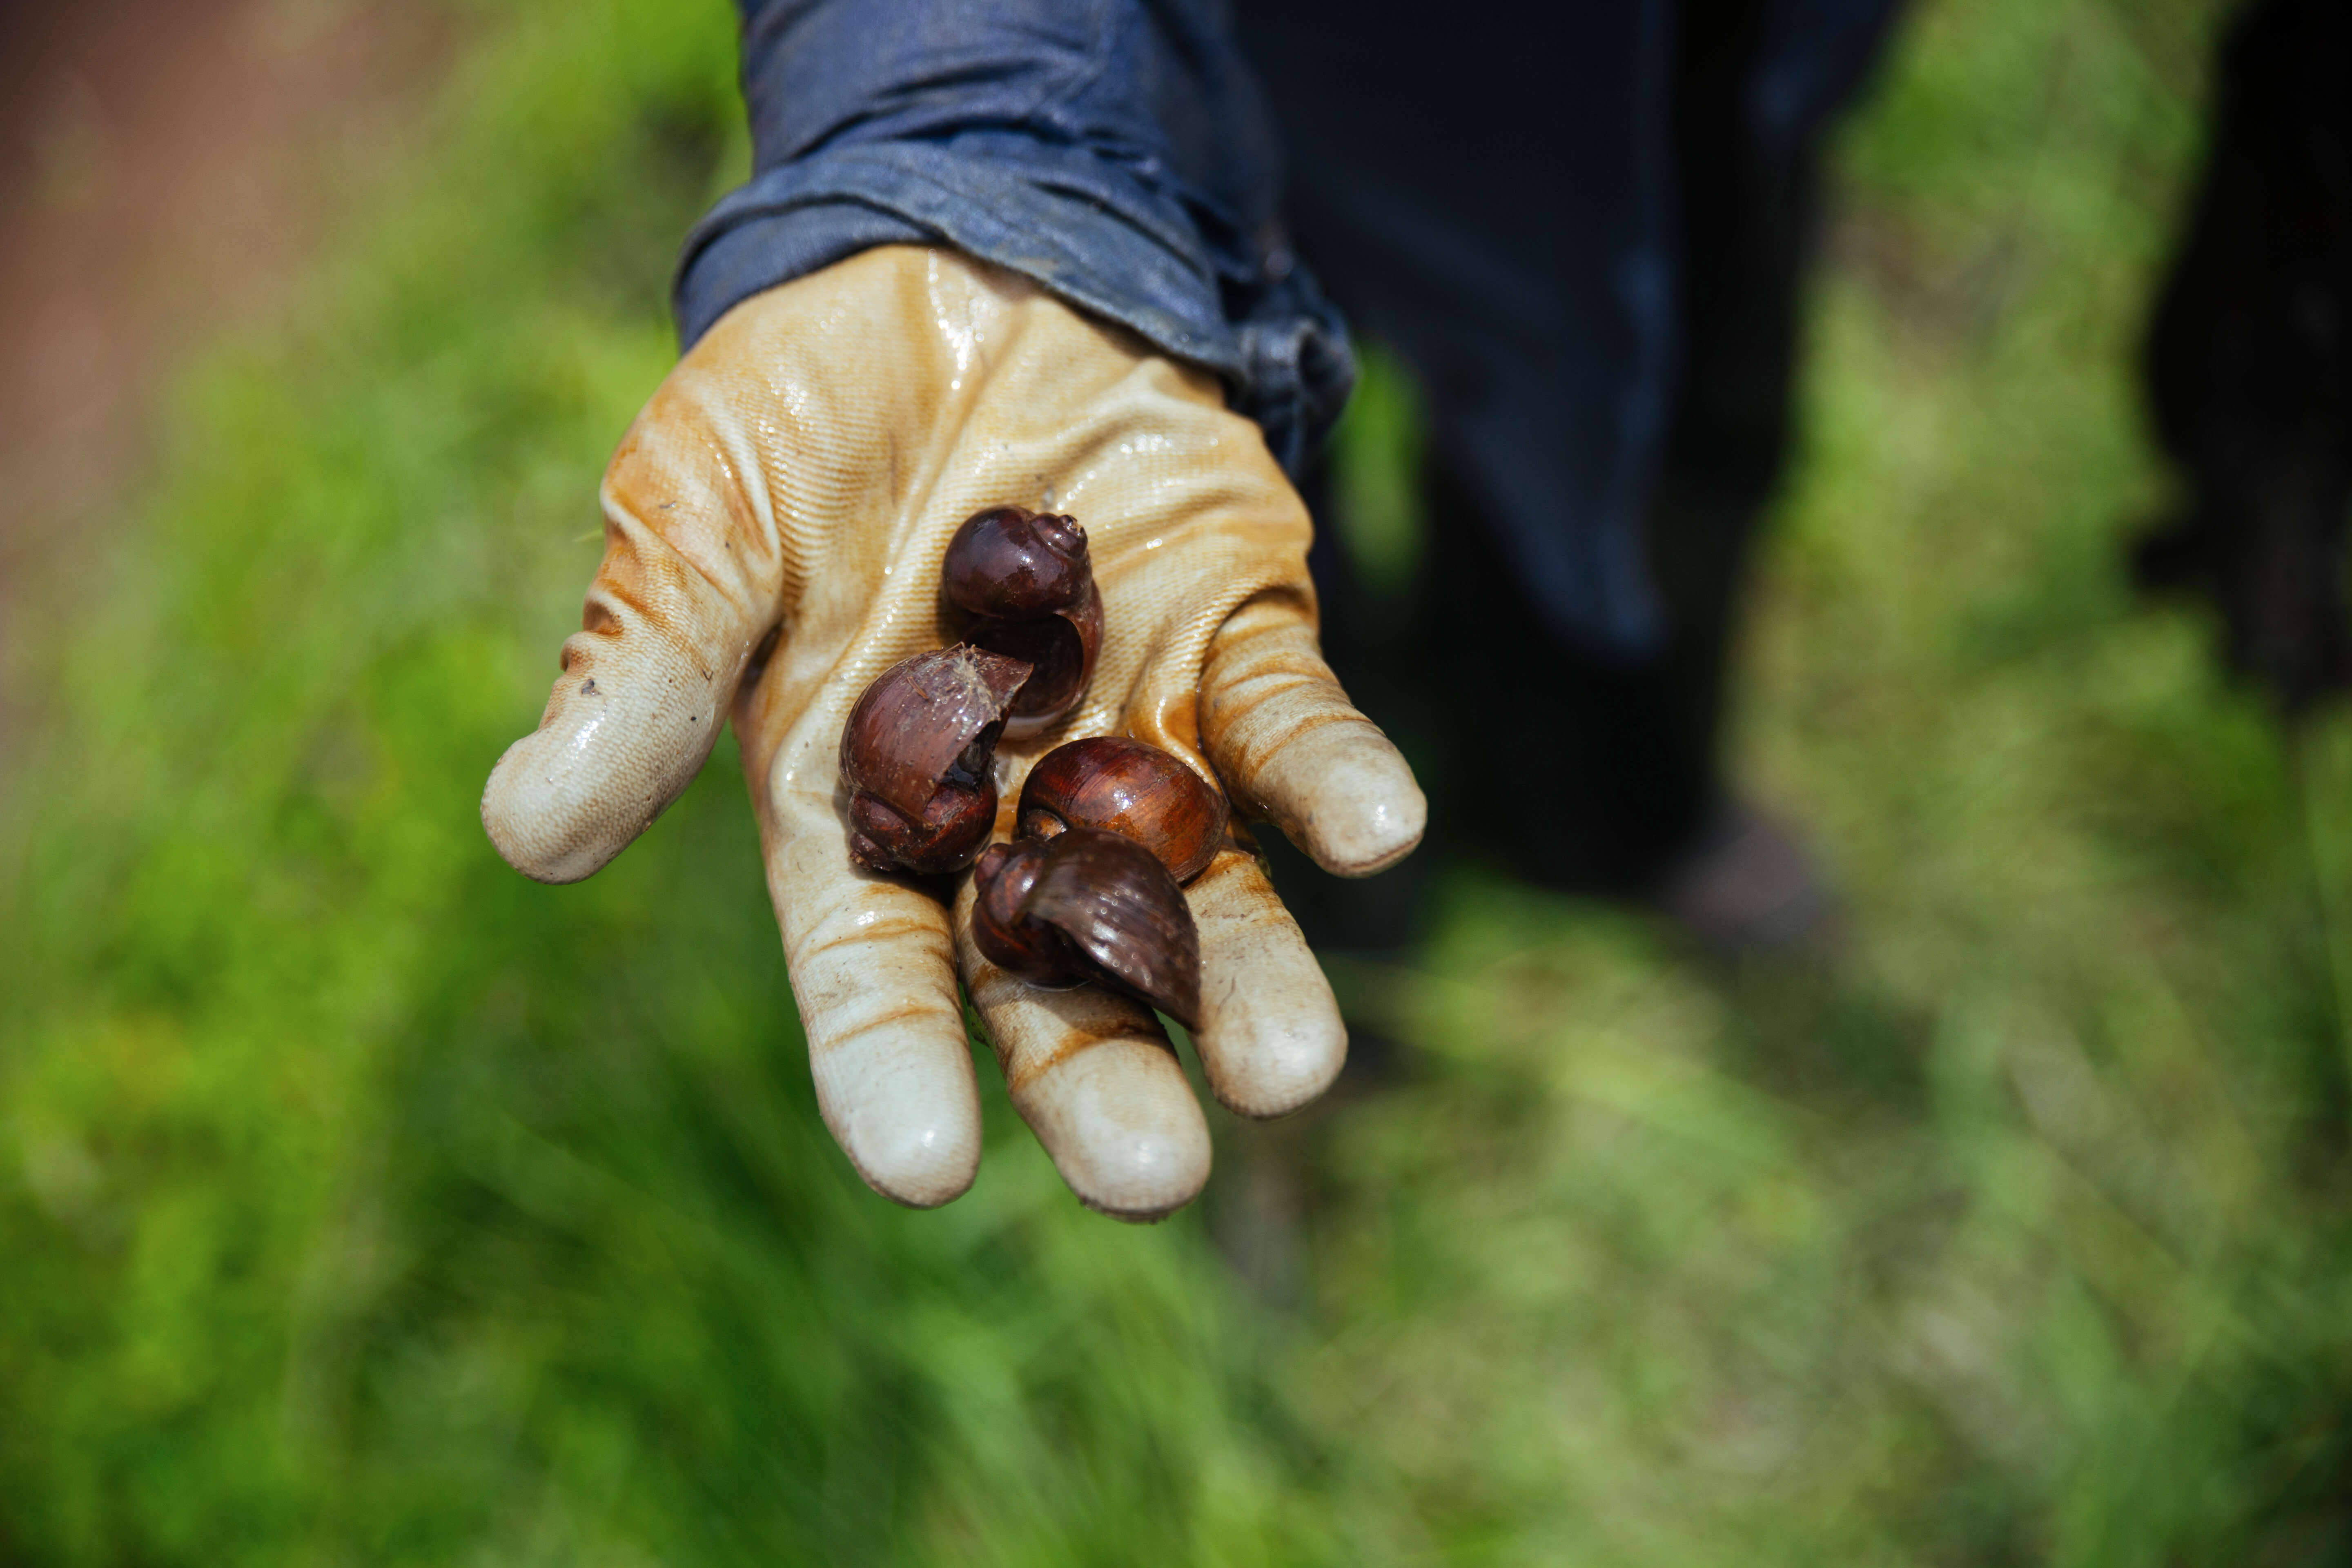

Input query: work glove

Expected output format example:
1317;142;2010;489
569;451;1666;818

482;246;1424;1220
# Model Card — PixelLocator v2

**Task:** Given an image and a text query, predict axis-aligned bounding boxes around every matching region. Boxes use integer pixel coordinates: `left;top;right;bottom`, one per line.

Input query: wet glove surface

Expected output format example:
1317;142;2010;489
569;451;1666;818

483;247;1423;1219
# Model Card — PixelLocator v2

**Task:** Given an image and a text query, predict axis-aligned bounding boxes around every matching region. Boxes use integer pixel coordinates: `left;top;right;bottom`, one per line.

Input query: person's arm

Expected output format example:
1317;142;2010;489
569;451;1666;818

481;5;1421;1220
675;0;1352;474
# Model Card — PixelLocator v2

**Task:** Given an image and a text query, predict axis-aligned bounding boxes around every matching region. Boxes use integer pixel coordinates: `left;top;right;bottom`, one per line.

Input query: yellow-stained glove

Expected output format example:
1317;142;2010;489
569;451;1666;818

482;246;1424;1220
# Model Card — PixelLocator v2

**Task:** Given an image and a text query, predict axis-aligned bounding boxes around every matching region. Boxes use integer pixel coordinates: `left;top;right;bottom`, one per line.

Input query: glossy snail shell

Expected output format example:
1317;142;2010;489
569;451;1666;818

939;506;1102;729
971;826;1200;1027
1017;736;1228;883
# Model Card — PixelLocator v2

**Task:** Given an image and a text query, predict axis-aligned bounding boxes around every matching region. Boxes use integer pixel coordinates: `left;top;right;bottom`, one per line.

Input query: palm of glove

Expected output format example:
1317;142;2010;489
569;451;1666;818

484;247;1423;1219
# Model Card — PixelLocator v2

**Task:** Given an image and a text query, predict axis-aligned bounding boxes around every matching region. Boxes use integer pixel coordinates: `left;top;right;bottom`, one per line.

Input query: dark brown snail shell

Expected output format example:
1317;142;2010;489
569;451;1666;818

848;784;999;880
839;645;1032;875
940;506;1102;727
972;826;1200;1027
942;506;1092;621
1018;736;1229;883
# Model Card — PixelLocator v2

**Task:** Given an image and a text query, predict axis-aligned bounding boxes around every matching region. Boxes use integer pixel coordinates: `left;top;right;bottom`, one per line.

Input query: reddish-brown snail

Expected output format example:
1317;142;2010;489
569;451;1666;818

1017;736;1229;883
838;645;1032;875
940;506;1103;729
971;827;1201;1027
847;510;1205;1016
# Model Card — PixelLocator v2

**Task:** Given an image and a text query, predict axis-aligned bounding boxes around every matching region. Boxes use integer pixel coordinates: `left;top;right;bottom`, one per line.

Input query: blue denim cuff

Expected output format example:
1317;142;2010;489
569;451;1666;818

672;136;1351;476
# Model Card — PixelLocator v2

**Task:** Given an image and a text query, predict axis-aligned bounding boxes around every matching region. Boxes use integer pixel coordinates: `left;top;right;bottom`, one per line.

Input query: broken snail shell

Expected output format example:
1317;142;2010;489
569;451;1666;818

971;826;1200;1028
839;645;1031;875
940;506;1103;729
1018;736;1229;883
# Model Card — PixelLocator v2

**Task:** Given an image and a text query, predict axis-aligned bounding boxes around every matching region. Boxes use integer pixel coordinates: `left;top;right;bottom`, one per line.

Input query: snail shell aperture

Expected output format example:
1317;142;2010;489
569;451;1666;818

972;826;1200;1027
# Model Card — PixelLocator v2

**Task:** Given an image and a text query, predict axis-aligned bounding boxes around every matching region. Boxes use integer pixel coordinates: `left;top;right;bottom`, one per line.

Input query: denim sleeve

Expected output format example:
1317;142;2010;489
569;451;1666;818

672;0;1352;474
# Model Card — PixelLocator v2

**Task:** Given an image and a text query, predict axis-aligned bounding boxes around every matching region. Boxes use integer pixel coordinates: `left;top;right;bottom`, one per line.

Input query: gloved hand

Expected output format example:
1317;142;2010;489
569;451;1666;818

482;246;1424;1220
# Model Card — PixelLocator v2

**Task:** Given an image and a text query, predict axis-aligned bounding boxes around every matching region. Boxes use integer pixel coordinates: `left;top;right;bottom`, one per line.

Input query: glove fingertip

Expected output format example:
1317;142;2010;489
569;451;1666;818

833;1100;982;1209
481;728;642;884
483;615;740;884
1264;726;1427;878
1042;1046;1213;1221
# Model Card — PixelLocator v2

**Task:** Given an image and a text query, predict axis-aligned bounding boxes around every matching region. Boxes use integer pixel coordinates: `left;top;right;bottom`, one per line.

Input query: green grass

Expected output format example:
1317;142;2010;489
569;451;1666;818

6;0;2350;1561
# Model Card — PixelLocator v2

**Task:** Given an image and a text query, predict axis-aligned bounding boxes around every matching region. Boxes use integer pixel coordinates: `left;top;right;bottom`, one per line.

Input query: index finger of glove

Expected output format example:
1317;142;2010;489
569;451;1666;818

1198;591;1427;878
760;749;983;1209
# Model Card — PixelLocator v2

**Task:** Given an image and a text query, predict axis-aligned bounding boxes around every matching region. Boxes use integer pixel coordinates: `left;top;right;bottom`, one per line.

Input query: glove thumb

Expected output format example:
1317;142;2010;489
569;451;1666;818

483;410;779;882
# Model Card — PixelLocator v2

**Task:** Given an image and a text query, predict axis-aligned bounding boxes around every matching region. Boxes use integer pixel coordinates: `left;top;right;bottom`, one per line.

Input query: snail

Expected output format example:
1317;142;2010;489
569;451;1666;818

1017;735;1229;883
940;506;1103;731
971;827;1201;1027
972;735;1225;1021
838;645;1032;875
846;511;1206;1021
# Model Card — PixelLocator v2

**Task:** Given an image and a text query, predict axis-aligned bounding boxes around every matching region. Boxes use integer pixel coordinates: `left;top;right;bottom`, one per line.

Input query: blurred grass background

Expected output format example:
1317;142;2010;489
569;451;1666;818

6;0;2352;1561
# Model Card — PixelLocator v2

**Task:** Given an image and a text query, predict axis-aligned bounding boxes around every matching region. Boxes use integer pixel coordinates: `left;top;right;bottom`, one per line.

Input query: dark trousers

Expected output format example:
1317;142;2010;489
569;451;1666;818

2134;0;2352;711
1239;0;1896;941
